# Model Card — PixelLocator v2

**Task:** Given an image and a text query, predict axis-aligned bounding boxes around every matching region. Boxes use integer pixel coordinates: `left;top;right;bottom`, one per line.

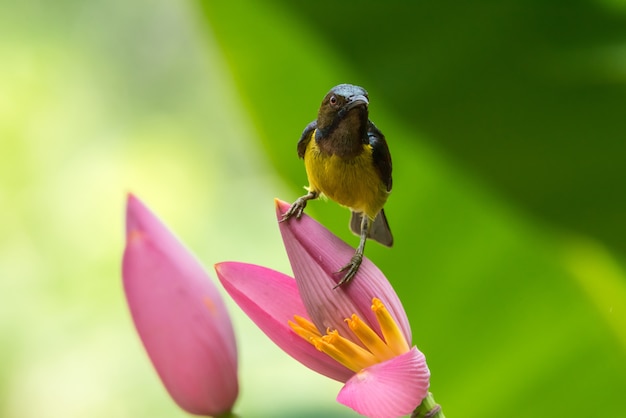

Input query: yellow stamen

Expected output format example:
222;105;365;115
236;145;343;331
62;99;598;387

320;330;378;372
312;333;365;372
346;314;396;360
288;298;410;372
372;298;410;355
288;315;322;342
293;315;322;337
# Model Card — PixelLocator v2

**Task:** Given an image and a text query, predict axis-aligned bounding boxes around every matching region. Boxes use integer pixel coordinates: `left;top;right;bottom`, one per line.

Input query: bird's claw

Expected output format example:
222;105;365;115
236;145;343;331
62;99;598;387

280;198;307;223
334;253;363;288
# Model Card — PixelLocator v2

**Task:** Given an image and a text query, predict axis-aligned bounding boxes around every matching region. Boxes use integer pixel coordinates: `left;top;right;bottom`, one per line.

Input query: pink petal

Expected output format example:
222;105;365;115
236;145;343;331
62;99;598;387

215;262;353;382
275;199;411;346
337;347;430;418
122;194;238;416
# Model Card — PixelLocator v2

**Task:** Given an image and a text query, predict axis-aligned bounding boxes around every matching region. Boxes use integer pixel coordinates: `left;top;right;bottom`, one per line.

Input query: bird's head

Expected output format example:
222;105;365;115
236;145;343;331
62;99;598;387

316;84;369;133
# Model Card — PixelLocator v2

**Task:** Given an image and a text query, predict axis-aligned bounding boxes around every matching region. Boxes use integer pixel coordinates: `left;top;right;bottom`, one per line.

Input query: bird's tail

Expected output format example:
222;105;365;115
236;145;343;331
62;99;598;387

350;209;393;247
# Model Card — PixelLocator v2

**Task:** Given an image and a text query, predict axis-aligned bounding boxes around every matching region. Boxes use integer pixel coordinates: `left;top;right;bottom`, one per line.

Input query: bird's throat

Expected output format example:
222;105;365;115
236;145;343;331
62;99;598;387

316;109;367;158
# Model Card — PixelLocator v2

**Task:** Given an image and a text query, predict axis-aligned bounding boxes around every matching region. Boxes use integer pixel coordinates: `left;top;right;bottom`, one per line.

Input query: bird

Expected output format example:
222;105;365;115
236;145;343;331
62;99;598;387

281;83;393;287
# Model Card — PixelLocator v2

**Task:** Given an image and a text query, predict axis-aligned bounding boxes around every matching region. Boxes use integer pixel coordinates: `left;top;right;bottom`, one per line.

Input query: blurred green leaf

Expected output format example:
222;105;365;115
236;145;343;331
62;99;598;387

198;1;626;416
271;0;626;256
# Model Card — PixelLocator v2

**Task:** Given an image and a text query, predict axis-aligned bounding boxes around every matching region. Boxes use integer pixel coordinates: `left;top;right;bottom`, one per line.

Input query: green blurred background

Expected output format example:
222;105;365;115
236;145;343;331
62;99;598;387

1;0;625;417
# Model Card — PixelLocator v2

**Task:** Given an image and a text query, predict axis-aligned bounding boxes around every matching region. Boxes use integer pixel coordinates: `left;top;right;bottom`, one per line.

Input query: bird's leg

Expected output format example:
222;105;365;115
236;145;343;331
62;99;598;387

280;190;318;222
334;215;370;288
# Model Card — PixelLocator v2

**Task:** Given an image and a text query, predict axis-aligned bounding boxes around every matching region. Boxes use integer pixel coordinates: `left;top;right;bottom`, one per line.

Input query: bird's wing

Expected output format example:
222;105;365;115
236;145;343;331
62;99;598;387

350;210;393;247
368;121;393;192
297;120;317;158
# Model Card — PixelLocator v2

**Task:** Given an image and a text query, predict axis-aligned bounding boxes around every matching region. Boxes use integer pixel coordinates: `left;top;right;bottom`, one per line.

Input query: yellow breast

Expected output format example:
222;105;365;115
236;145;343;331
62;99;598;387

303;138;389;219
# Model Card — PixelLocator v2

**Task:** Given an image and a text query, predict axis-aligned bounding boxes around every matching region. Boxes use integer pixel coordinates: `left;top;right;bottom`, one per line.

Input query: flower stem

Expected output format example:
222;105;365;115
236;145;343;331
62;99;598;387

411;392;445;418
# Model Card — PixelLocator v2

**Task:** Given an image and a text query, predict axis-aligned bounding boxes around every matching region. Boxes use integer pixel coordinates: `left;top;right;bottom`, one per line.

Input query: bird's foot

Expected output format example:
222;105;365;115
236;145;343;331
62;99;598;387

280;191;317;223
280;197;308;222
334;252;363;288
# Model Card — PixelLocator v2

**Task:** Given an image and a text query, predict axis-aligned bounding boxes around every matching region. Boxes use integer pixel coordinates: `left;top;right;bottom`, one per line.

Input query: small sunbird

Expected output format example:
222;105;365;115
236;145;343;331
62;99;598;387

281;84;393;287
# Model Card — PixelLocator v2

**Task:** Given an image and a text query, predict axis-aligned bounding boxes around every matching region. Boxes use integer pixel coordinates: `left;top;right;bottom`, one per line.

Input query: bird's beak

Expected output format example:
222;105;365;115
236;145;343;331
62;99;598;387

346;94;369;110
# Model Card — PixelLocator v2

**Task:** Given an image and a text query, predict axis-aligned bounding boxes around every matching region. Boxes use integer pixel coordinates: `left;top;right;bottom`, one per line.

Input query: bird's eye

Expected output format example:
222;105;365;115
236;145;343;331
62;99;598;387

329;95;338;106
